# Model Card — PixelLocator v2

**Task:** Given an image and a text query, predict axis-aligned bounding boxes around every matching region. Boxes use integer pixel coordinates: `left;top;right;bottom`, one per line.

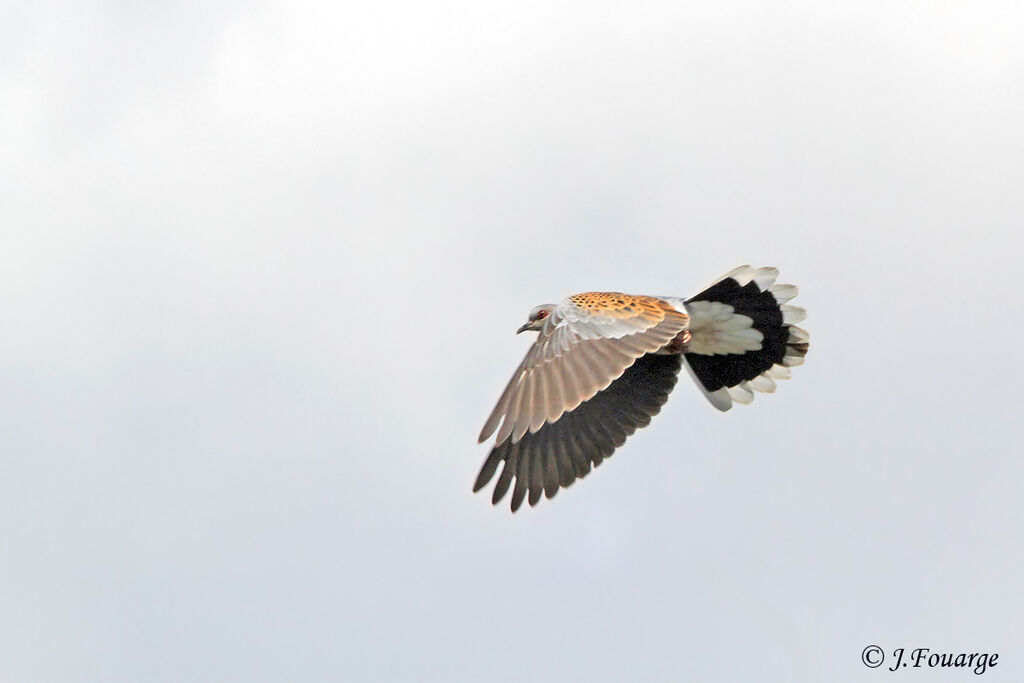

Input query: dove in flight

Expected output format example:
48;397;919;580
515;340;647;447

474;265;809;511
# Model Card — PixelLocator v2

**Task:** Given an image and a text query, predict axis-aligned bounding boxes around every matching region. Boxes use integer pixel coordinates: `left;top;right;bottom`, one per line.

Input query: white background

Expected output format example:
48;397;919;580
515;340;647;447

2;2;1022;680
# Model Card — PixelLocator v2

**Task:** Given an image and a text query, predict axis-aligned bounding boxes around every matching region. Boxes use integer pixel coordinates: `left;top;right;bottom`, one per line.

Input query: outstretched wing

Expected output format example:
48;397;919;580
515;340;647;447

478;293;688;447
474;353;683;510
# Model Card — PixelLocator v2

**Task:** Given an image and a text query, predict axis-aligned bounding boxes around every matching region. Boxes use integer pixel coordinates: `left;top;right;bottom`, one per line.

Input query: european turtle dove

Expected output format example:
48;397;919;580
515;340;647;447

475;265;810;511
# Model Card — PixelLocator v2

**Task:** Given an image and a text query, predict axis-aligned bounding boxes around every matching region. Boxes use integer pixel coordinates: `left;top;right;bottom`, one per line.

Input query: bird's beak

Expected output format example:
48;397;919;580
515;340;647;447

516;322;531;334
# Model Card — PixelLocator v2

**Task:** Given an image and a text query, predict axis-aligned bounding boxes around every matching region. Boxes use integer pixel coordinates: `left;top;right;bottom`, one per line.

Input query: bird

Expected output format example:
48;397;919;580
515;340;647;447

474;265;809;511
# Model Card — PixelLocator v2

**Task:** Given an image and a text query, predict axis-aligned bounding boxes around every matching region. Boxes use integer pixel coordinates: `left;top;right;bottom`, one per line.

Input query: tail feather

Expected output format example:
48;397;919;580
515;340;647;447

683;265;809;411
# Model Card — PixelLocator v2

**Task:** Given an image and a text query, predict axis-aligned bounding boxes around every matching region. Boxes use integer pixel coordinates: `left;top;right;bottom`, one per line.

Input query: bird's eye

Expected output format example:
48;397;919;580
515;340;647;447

537;310;548;319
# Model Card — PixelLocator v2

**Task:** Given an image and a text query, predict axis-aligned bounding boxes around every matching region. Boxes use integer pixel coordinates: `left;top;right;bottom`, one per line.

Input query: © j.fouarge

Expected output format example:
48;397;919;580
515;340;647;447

887;647;998;675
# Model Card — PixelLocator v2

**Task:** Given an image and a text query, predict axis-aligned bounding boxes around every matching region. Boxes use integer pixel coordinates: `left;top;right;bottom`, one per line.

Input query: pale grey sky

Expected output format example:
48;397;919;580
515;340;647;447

2;2;1023;681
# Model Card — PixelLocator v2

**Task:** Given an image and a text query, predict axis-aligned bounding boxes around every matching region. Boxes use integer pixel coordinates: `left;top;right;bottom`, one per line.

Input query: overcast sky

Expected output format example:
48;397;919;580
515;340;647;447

2;2;1023;681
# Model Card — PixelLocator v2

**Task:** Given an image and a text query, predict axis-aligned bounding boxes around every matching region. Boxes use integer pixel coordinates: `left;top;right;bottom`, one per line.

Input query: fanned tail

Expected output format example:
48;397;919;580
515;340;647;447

683;265;809;411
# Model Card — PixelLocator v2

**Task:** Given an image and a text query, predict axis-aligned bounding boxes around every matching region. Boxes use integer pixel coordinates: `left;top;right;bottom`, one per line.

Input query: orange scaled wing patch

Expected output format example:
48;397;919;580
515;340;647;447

567;292;681;322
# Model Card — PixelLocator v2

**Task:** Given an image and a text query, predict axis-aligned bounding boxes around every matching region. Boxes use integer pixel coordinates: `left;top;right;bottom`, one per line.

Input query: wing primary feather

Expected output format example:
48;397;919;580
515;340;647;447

575;343;619;396
600;409;630;446
576;417;612;465
473;443;504;492
591;415;619;460
563;427;591;478
479;367;524;443
558;355;584;413
561;351;598;406
545;363;566;422
608;401;646;432
552;435;576;487
492;443;518;504
503;363;532;444
531;367;549;433
511;448;530;511
512;372;536;442
528;450;544;506
543;439;560;498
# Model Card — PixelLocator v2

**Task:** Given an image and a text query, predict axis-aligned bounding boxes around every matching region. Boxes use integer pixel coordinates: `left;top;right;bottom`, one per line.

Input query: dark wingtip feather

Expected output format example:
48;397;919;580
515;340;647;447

510;451;530;511
543;455;559;499
473;447;503;492
528;453;544;506
491;450;517;504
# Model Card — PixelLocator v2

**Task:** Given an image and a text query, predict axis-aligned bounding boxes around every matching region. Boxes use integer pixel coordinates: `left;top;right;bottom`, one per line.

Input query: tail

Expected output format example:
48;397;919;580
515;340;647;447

683;265;809;411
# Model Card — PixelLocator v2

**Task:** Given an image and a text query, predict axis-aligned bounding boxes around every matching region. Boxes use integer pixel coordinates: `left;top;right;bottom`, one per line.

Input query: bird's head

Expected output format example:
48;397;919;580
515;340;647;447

517;304;556;334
